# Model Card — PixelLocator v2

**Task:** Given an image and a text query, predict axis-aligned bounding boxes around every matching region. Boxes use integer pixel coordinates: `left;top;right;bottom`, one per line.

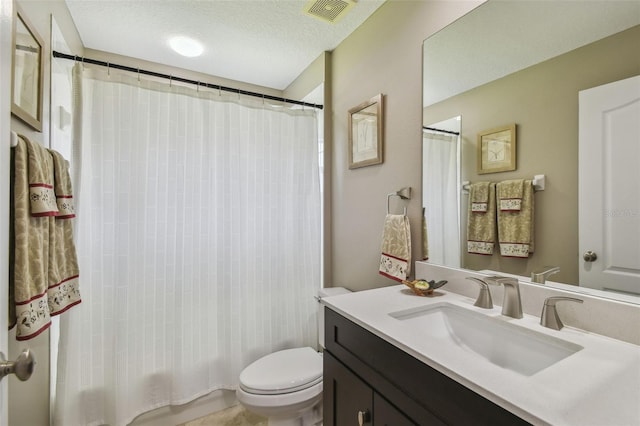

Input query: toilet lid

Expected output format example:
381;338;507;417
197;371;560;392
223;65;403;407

239;347;323;395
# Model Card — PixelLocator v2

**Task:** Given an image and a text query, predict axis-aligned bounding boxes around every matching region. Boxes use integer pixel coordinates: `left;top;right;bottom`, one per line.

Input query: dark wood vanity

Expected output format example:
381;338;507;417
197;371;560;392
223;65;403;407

323;307;530;425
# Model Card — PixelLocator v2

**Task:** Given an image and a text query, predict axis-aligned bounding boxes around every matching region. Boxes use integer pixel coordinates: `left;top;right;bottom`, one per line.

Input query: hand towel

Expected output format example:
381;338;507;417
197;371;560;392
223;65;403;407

48;150;81;316
497;179;524;211
10;136;53;339
422;207;429;260
467;182;496;255
27;136;59;217
497;180;535;257
379;214;412;281
470;181;491;213
10;136;81;340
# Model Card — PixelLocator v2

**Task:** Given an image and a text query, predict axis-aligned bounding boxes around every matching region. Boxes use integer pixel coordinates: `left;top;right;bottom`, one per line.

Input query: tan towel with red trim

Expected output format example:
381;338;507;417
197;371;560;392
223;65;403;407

497;179;524;211
9;136;80;340
497;180;535;257
48;149;81;317
379;214;412;281
467;183;496;255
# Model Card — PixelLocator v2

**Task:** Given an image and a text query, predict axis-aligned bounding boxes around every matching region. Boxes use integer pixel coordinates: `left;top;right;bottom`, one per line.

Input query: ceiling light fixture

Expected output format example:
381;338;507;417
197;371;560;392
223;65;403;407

168;36;204;58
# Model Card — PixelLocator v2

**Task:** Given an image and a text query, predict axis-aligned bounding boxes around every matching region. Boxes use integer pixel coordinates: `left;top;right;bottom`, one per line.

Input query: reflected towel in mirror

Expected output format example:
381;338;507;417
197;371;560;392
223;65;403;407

497;180;534;257
467;182;496;255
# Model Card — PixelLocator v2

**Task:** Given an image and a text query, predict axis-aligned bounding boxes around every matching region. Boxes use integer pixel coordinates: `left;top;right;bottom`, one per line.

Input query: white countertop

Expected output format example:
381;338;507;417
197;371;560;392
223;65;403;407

322;285;640;426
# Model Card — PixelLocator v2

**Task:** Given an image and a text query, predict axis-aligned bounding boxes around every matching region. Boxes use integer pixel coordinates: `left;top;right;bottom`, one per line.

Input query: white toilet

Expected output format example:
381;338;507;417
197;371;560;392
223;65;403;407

236;287;350;426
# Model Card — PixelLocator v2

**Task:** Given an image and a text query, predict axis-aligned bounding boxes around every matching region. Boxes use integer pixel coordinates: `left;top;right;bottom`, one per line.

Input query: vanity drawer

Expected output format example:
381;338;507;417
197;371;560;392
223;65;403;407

324;307;530;425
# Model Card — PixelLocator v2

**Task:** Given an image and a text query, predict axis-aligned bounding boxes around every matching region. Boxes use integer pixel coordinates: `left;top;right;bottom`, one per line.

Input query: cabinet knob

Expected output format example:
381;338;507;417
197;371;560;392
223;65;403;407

358;409;370;425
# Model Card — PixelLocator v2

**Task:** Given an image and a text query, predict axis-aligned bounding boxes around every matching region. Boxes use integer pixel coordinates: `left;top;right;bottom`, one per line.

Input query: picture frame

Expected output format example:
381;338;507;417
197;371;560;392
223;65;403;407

11;5;44;132
477;124;516;174
348;94;383;169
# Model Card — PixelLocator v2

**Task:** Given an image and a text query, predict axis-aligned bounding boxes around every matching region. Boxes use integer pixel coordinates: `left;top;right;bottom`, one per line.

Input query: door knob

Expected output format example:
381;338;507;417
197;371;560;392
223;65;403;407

357;409;370;425
583;251;597;262
0;349;36;382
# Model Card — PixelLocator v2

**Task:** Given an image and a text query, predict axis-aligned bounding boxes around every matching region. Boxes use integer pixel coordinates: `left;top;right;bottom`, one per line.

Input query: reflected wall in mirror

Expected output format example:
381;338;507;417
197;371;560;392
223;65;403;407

421;0;640;304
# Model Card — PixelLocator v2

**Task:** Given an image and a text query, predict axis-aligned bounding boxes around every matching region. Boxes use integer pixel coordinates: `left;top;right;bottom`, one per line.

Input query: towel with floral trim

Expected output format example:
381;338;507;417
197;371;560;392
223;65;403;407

497;179;524;211
467;182;496;255
379;214;412;281
497;180;535;257
10;135;81;341
470;181;491;212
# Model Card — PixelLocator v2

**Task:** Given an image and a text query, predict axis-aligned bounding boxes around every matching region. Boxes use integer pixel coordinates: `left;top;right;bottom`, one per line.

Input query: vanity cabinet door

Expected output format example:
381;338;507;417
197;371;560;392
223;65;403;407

324;351;373;425
373;393;415;426
325;307;529;426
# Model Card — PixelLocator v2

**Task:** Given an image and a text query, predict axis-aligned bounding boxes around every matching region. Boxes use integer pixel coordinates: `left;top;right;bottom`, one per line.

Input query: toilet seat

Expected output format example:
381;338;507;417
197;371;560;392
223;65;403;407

239;347;323;395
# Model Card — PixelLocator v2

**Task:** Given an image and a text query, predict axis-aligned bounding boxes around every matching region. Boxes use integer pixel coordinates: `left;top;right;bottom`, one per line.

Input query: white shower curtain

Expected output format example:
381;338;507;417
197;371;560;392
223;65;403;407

54;69;321;426
422;131;460;268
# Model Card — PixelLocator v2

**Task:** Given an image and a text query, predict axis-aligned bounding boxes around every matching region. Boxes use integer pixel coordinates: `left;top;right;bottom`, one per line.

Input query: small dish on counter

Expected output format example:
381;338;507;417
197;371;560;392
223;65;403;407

402;279;447;296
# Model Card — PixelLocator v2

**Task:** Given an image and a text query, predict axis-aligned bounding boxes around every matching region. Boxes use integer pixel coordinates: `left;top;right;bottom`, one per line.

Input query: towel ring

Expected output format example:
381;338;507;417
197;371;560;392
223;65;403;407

387;187;411;215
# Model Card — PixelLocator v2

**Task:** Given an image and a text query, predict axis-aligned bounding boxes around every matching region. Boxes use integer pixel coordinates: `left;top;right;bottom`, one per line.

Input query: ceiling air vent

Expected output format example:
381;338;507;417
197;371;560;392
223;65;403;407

304;0;356;24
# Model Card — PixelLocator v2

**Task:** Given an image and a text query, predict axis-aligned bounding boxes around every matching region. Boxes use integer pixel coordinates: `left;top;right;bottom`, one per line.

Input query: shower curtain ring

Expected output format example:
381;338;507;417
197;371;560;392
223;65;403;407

107;62;110;77
197;81;200;92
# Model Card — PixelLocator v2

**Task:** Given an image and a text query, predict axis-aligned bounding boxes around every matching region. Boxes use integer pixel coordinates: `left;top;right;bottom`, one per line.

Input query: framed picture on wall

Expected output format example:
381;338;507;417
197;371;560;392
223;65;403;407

477;124;516;174
11;5;44;132
348;94;384;169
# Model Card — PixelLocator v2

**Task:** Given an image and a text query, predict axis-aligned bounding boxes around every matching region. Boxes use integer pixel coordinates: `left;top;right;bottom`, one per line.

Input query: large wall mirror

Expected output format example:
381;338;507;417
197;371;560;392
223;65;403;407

422;0;640;304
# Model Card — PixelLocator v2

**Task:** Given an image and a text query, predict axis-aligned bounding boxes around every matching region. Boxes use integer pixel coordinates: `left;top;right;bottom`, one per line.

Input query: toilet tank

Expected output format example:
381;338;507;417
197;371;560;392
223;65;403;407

318;287;351;348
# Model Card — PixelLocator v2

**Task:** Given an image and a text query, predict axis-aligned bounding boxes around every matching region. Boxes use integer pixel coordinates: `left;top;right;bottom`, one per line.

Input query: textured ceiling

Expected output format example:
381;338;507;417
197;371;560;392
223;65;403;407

65;0;386;91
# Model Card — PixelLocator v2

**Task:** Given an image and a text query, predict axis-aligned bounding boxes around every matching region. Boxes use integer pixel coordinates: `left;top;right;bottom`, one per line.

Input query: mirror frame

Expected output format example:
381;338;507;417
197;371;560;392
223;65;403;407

11;4;44;132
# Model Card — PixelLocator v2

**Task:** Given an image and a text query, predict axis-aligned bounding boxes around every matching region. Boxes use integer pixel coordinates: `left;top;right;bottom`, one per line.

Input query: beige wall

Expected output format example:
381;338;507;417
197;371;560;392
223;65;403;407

330;0;482;291
424;25;640;285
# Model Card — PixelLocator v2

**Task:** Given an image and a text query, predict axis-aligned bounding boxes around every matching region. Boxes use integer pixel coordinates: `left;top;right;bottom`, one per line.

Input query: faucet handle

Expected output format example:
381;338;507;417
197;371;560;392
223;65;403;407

531;266;560;284
540;296;584;330
466;277;493;309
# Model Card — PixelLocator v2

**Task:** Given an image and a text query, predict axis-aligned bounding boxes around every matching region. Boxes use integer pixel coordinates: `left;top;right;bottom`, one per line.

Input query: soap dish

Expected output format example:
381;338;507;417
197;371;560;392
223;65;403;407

402;279;447;296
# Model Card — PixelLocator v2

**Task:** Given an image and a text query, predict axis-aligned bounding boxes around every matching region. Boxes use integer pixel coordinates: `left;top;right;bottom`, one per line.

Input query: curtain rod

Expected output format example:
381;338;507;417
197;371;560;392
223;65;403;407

52;51;324;110
423;126;460;136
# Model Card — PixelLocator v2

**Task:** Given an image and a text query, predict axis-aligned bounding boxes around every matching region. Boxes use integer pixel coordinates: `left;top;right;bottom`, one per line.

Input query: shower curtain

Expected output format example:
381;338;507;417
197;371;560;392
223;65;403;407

53;68;321;426
422;131;460;268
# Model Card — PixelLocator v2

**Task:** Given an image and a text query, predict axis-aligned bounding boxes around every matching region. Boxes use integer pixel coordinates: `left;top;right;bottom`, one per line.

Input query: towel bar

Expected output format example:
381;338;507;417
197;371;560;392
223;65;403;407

462;175;545;193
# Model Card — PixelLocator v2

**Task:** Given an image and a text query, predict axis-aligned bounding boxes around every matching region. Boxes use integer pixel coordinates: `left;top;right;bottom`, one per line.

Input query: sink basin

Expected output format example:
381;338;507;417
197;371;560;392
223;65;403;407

389;303;583;376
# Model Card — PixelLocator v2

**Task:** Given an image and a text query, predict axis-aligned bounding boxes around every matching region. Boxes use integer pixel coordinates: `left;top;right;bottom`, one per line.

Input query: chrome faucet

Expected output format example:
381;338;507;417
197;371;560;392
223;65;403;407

531;266;560;284
466;277;493;309
485;276;523;319
540;296;583;330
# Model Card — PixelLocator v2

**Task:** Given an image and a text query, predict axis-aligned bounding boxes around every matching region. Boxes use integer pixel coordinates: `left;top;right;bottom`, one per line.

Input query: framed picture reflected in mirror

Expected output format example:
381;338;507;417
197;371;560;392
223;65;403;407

477;124;516;174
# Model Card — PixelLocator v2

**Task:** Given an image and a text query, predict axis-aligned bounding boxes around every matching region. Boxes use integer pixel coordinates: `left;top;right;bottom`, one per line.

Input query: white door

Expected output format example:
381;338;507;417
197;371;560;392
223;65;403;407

1;0;14;423
579;75;640;295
